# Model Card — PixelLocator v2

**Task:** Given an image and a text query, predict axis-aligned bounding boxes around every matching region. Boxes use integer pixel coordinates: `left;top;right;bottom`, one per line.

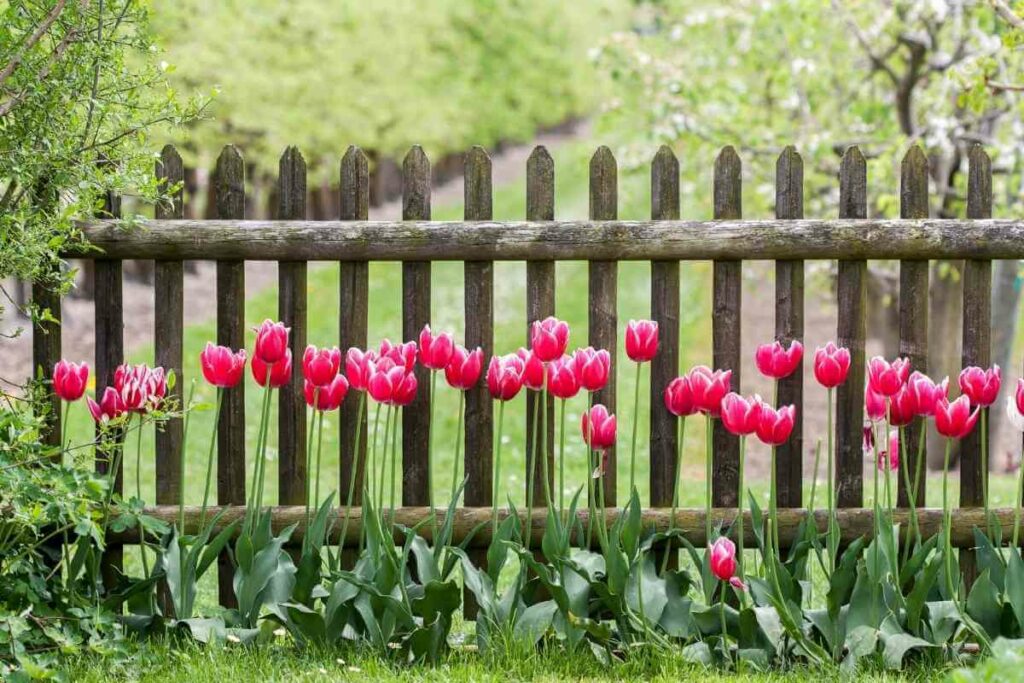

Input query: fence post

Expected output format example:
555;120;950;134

214;145;246;608
712;147;742;508
589;146;618;507
836;146;867;508
31;281;61;452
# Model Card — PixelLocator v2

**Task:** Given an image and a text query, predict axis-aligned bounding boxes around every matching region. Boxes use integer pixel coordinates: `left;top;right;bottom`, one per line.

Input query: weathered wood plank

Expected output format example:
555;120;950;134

712;146;742;507
650;145;680;509
74;218;1024;262
402;146;431;506
525;146;555;508
836;146;867;508
277;146;308;506
774;146;804;509
154;144;184;507
214;145;246;608
898;146;929;509
589;146;618;507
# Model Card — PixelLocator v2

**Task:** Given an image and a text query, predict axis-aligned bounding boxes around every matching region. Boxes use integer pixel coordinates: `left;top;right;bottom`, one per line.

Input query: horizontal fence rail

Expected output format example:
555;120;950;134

71;218;1024;261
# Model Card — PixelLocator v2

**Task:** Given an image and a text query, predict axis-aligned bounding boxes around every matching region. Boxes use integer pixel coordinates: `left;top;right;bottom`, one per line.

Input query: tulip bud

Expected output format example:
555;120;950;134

252;348;292;388
573;347;610;393
547;355;580;400
530;316;570;363
756;403;796;446
625;319;659;363
200;343;247;389
813;342;850;388
253;319;290;364
581;404;616;451
720;392;763;436
664;376;697;417
53;360;89;402
486;354;525;401
418;325;455;371
445;345;484;390
302;345;341;387
958;365;1001;407
867;356;910;397
755;340;803;380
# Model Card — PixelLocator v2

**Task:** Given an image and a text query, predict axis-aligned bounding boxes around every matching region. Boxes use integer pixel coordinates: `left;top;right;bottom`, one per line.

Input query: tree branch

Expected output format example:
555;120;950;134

992;0;1024;31
0;0;69;92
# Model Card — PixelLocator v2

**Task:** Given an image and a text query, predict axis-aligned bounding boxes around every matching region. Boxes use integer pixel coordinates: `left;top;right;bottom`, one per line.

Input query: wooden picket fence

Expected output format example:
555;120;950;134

31;141;1020;608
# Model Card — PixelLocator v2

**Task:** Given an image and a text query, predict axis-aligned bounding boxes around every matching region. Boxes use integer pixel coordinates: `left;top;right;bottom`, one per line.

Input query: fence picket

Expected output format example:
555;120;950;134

31;281;61;451
836;146;867;508
712;147;742;507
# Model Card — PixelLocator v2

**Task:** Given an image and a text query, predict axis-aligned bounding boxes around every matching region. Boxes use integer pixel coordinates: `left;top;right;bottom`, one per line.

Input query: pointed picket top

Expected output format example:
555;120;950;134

713;146;741;220
839;146;867;220
340;146;369;221
464;146;492;221
215;144;245;219
527;146;554;221
900;145;929;219
278;146;307;221
403;145;431;221
651;145;679;220
967;144;992;220
775;145;803;220
589;146;617;220
156;144;183;220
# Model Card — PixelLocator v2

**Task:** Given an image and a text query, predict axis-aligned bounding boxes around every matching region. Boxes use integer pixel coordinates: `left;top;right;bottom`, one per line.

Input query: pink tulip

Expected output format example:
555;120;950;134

720;392;763;436
687;366;733;417
379;339;418;372
813;342;850;388
581;404;616;451
445;345;484;390
755;340;803;380
664;376;698;417
865;385;886;422
252;348;292;388
200;343;247;389
867;356;910;397
115;364;166;412
573;347;610;392
418;325;455;371
547;355;580;400
708;536;745;589
530;316;570;363
367;359;418;406
304;375;349;412
345;348;376;392
959;365;1001;407
625;319;659;363
87;387;125;423
253;319;290;365
887;386;916;427
906;372;948;417
53;360;89;402
486;353;525;401
1016;379;1024;415
935;396;980;439
302;345;341;387
516;348;545;391
756;404;796;446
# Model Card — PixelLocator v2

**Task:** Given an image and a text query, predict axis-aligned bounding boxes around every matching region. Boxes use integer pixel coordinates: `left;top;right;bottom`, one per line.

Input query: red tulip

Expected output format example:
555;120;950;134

87;387;125;423
419;325;455;371
53;360;89;402
486;353;525;401
906;372;948;417
581;404;616;451
687;366;733;417
959;365;1001;407
367;359;418;406
708;536;745;589
252;348;292;388
813;342;850;388
935;396;979;439
867;356;910;397
756;403;796;446
865;385;886;422
573;347;610;392
345;348;376;392
1016;378;1024;416
755;340;803;380
664;376;698;417
887;386;916;427
530;316;570;363
625;319;659;363
517;348;546;391
445;345;484;390
302;345;341;386
547;355;580;400
115;364;166;412
253;319;290;365
200;343;247;389
720;392;763;436
877;430;899;471
304;375;349;412
379;339;417;371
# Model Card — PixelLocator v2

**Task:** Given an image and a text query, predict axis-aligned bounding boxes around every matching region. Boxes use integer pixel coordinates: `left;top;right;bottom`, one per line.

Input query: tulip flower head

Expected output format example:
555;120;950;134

686;366;733;417
720;392;763;436
252;348;293;388
53;360;89;402
445;345;484;390
906;372;948;417
573;347;610;392
708;536;745;589
887;386;916;427
517;348;545;391
755;340;803;380
367;359;418;406
302;345;341;387
530;316;570;363
934;396;980;439
959;365;1001;407
253;319;290;365
200;343;247;389
813;342;850;388
865;385;886;423
867;356;910;397
581;404;616;452
625;319;659;362
486;353;526;401
1017;378;1024;416
756;403;796;446
345;348;376;392
664;375;698;417
304;375;349;412
418;325;455;371
115;364;166;412
379;339;417;372
547;355;580;400
87;386;125;423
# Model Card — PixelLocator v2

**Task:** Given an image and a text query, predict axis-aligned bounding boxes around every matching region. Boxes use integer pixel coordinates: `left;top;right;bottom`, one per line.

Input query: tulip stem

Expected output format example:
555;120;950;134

60;400;70;463
368;402;382;511
428;370;438;542
704;413;713;548
586;393;594;547
719;580;729;663
558;397;567;517
982;408;991;540
304;387;320;531
525;389;540;552
629;361;641;496
540;368;554;510
450;391;465;508
770;445;779;562
313;410;325;510
389;406;400;534
340;391;366;557
253;384;273;521
662;415;685;575
491;400;506;539
596;452;610;551
736;435;746;586
200;389;224;532
133;414;151;580
377;405;392;511
942;438;956;602
900;425;918;567
826;387;836;576
178;380;197;534
1013;435;1024;550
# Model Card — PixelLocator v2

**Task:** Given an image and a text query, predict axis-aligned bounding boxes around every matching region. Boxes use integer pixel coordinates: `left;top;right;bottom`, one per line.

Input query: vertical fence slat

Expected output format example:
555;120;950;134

464;147;494;510
836;146;867;508
526;147;556;508
650;146;680;509
339;147;370;529
402;146;431;506
277;147;308;505
589;146;618;507
154;145;184;507
774;147;804;509
215;145;246;607
31;283;61;451
712;147;742;507
898;146;929;509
